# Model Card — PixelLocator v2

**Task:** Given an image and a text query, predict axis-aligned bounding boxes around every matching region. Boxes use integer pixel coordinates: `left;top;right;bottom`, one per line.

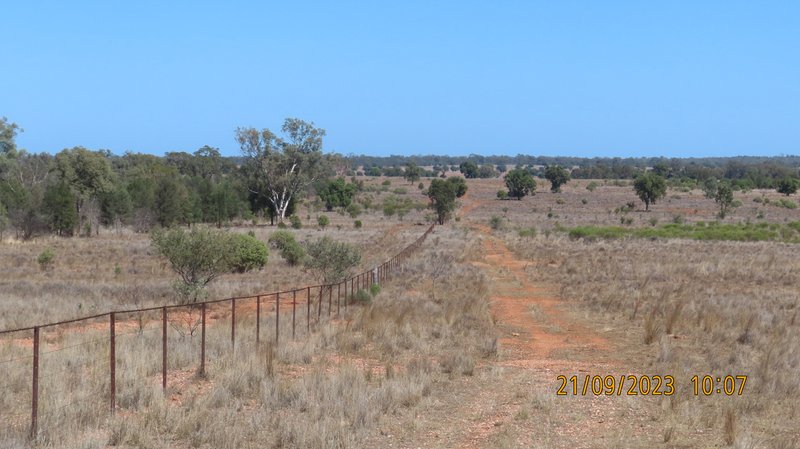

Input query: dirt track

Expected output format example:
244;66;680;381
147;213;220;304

442;193;660;448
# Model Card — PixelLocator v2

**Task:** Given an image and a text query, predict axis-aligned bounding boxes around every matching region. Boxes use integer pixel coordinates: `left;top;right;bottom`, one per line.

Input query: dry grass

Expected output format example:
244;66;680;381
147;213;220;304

0;223;494;448
506;232;800;446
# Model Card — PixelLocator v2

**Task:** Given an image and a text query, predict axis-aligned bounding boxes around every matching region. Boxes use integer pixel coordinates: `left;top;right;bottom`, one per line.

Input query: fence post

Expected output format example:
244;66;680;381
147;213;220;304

275;292;280;344
344;278;348;310
337;283;341;315
162;307;167;392
256;295;261;345
292;290;297;339
200;303;206;377
109;313;116;414
307;287;311;332
328;285;332;316
231;298;236;350
318;287;323;320
30;326;39;440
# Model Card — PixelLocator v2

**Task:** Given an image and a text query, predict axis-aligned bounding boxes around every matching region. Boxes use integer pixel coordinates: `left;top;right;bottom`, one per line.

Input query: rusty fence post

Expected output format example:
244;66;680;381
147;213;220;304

110;313;116;414
317;287;323;320
231;298;236;350
200;303;206;377
162;307;167;392
275;292;280;344
30;326;39;440
256;295;261;345
292;290;297;339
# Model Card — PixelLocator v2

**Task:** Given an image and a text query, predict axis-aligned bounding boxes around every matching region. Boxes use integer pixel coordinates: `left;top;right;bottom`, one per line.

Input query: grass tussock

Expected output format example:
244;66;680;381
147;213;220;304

507;233;800;446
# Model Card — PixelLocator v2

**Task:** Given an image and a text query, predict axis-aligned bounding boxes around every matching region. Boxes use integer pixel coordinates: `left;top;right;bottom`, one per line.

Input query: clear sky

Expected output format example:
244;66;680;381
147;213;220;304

3;1;799;158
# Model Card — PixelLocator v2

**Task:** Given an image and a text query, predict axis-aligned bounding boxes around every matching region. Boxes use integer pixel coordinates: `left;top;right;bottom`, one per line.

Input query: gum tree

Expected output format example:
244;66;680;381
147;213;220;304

633;172;666;211
238;118;329;222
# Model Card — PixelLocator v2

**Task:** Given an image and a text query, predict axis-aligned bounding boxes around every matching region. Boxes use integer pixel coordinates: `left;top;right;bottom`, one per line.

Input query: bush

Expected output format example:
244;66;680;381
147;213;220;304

304;236;362;284
393;187;407;195
381;179;391;186
354;220;362;229
268;230;295;249
346;203;362;218
418;182;424;190
281;241;306;266
150;227;232;303
353;289;372;304
317;215;330;229
370;283;381;297
489;215;503;230
518;227;537;238
228;233;268;273
586;181;598;192
267;230;305;265
277;221;287;229
38;248;55;271
290;215;302;229
776;198;797;209
496;190;509;200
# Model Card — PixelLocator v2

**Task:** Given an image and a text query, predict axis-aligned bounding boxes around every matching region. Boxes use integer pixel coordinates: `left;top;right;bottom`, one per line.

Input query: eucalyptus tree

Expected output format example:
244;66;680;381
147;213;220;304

237;118;329;222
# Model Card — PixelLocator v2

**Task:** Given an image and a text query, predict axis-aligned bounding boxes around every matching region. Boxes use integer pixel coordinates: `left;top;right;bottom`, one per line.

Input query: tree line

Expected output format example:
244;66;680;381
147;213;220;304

0;117;353;239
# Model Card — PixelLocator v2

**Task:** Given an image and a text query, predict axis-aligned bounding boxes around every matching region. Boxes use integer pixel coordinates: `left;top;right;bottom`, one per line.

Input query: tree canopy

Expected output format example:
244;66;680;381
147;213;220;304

633;172;667;211
544;165;570;192
504;168;537;200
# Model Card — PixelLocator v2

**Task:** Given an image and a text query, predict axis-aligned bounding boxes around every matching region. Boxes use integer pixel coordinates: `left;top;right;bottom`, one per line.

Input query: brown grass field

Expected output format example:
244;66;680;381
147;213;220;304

1;176;798;448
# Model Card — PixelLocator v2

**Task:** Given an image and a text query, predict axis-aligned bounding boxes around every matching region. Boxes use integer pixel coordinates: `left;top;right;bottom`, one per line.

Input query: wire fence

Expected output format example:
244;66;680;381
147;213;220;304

0;224;434;443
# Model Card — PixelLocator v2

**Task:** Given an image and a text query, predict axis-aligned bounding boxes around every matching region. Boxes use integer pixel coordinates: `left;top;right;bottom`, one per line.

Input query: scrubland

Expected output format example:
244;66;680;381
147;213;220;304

2;176;799;448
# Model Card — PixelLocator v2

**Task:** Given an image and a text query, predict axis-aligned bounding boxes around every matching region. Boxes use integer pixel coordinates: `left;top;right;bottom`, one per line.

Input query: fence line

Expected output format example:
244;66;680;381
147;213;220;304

0;224;434;441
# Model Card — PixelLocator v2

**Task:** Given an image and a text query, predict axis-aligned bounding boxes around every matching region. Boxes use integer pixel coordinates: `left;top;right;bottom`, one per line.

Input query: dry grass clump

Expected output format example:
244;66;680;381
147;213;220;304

507;232;800;446
0;225;494;448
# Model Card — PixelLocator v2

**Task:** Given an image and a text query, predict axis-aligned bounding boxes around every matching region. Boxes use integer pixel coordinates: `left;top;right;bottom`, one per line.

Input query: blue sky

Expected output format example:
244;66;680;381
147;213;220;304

3;1;799;158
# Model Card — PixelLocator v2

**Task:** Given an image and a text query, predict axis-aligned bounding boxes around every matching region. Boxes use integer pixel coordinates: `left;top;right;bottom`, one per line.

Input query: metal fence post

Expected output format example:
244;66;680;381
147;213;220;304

337;283;341;315
109;313;116;414
231;298;236;349
292;290;297;339
275;292;280;344
318;287;323;320
200;303;206;377
30;326;39;440
307;287;311;332
256;295;261;344
162;307;167;392
328;285;332;316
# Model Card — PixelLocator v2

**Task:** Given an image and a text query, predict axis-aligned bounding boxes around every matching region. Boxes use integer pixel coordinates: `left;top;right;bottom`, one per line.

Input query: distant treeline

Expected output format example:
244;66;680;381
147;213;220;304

350;154;800;187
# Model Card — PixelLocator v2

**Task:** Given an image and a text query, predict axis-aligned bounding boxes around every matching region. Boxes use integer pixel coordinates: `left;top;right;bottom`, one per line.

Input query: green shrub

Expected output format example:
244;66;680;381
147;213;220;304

581;198;588;204
496;190;509;200
354;289;372;304
281;241;306;266
370;283;381;297
317;215;330;228
776;198;797;209
277;221;287;229
556;197;565;205
381;179;391;186
228;233;268;273
268;230;295;249
38;248;55;271
290;215;302;229
304;236;361;284
393;187;407;195
518;227;537;238
354;220;362;229
346;203;362;218
418;182;424;190
489;215;503;230
586;181;598;192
